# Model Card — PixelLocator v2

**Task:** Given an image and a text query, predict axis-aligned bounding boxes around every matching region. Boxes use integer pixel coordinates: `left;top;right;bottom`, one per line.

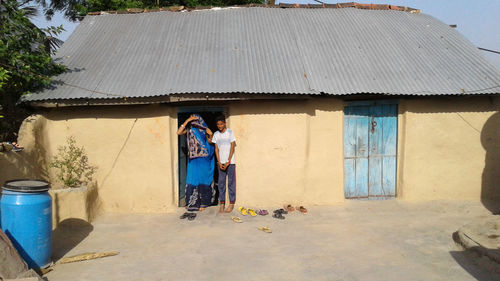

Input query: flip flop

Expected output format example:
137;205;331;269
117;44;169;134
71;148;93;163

296;206;308;214
257;209;268;216
187;213;197;221
248;209;257;217
179;212;190;219
238;207;248;216
12;146;23;152
284;204;295;212
231;216;243;223
272;212;285;220
273;208;288;215
258;226;272;233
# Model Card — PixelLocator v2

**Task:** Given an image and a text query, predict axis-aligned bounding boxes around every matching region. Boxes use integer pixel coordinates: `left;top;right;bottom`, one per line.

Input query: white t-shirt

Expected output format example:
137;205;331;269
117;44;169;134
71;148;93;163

212;129;236;164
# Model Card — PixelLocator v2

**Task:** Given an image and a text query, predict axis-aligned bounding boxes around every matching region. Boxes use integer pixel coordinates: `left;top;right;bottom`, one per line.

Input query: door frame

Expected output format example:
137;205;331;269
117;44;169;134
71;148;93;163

176;106;227;207
343;99;399;200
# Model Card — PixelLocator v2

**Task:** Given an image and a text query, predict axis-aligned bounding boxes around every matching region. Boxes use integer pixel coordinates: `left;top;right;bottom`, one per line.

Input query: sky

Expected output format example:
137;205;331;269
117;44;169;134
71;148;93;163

32;0;500;69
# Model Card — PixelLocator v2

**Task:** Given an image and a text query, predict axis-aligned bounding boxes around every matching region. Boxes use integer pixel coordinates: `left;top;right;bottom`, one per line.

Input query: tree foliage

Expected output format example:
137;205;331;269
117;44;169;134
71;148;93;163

35;0;263;21
0;0;65;141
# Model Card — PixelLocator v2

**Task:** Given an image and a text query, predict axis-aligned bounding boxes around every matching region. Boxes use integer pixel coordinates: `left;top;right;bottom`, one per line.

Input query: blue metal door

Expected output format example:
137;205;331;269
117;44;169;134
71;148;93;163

344;102;397;199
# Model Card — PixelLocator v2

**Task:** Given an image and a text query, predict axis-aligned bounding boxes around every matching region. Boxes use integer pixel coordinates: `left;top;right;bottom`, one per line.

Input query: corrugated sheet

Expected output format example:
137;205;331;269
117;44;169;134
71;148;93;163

25;7;500;102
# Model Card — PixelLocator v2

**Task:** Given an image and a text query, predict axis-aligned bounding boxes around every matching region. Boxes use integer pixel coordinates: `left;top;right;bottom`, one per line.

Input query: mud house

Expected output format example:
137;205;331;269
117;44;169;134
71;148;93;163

2;4;500;215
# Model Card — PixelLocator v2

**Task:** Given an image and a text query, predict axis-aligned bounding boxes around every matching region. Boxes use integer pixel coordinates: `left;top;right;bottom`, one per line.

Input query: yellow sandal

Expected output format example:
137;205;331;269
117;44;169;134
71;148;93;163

258;226;272;233
248;209;257;217
231;216;243;223
238;207;248;216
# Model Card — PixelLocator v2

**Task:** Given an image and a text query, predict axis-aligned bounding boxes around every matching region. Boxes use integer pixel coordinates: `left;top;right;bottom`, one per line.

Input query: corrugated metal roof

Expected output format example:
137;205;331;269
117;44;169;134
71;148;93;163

25;7;500;102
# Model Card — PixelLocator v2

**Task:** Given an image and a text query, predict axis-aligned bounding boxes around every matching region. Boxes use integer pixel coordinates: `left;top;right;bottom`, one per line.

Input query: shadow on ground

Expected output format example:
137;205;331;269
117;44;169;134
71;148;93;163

450;232;500;281
449;249;500;281
52;219;93;262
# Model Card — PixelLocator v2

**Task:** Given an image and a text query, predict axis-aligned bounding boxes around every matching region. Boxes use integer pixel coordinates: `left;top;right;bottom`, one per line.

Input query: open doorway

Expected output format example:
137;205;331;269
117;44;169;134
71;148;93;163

177;107;225;207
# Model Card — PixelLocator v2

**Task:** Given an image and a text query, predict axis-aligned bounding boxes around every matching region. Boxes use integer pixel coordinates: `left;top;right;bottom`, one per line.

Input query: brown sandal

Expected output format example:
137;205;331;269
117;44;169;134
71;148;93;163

296;206;308;214
284;204;295;212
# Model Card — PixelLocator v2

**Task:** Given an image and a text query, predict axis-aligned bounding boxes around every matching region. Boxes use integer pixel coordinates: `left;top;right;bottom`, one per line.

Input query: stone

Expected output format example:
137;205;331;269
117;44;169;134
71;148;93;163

0;230;28;279
0;231;43;281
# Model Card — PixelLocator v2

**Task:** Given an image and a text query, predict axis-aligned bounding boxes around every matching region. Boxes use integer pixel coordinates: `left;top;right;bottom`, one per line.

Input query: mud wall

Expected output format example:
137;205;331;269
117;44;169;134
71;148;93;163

398;96;500;203
1;96;499;214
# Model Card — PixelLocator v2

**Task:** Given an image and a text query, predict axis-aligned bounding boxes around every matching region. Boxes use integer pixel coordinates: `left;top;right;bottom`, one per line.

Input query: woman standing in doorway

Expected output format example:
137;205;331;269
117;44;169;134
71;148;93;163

177;114;215;212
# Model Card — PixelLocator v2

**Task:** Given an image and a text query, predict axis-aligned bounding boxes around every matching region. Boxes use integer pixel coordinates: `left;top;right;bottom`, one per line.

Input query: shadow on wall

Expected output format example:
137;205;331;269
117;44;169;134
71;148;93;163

481;111;500;214
405;96;498;114
51;182;102;228
86;182;102;222
229;98;342;117
51;218;93;262
43;104;169;121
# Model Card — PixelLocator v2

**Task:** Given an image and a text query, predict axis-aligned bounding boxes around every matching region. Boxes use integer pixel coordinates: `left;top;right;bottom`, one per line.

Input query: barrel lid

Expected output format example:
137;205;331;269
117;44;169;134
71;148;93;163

2;179;50;192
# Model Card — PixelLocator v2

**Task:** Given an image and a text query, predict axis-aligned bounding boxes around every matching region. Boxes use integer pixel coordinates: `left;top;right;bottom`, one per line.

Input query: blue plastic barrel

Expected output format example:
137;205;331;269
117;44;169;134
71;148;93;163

0;179;52;269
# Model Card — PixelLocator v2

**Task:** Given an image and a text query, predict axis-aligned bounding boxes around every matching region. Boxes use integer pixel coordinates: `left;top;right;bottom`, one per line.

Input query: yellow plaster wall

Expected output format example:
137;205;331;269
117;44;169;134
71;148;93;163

3;96;499;215
228;99;345;206
37;104;177;213
3;99;346;214
398;96;500;202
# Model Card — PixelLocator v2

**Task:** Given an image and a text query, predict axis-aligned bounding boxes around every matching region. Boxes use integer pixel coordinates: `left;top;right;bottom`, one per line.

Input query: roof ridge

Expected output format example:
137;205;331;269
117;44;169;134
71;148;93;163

86;2;420;16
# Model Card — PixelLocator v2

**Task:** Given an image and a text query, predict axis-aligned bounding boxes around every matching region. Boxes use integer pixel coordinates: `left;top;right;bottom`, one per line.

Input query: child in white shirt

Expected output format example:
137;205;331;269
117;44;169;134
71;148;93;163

212;115;236;213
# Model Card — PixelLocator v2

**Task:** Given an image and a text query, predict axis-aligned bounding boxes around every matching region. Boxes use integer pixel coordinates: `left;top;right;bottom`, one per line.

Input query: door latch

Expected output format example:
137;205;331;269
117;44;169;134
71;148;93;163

371;117;377;134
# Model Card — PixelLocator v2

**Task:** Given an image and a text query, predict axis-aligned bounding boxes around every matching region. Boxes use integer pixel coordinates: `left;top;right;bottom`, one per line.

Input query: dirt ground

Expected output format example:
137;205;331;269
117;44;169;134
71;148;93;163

46;200;500;281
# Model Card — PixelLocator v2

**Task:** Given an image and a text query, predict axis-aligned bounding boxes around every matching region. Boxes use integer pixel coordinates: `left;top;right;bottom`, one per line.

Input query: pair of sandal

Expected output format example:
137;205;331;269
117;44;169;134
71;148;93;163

284;204;308;214
272;209;287;219
238;207;266;217
231;216;272;234
230;215;271;233
180;212;196;221
256;209;268;216
0;142;24;152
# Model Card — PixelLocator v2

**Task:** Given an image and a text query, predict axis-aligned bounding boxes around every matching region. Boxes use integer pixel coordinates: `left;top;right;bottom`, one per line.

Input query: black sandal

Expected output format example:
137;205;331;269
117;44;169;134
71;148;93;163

273;209;288;215
180;212;190;219
272;212;285;220
188;213;197;221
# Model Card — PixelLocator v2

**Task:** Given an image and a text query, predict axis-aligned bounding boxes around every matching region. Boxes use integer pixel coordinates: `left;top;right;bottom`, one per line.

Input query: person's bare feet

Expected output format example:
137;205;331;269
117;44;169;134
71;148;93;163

225;204;234;213
199;207;205;212
219;204;225;213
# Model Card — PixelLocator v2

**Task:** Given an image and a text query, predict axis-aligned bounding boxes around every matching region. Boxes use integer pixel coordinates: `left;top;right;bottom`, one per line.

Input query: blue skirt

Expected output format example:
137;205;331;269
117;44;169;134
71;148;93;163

185;156;214;211
186;157;214;187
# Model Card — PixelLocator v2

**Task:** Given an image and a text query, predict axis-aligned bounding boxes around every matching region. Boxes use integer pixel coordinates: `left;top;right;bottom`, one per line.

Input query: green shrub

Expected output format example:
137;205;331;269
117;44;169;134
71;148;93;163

50;136;97;188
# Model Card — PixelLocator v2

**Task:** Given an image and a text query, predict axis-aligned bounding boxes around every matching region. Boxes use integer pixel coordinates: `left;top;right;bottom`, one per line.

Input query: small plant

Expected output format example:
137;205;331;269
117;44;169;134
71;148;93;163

50;136;97;188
